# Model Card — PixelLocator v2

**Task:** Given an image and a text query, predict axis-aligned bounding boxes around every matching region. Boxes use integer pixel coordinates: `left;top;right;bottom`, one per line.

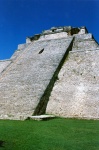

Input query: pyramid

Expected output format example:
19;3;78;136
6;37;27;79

0;26;99;120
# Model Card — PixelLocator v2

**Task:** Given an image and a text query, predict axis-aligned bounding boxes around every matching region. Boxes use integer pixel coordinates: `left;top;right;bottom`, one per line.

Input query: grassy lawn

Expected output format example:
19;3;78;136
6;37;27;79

0;118;99;150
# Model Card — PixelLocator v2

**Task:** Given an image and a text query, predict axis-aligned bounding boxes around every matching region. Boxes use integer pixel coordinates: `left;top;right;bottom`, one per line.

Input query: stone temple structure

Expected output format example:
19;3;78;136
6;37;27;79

0;26;99;120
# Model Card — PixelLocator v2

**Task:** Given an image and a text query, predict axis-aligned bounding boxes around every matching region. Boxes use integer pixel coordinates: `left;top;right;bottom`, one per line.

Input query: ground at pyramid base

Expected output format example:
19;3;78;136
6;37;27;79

0;26;99;120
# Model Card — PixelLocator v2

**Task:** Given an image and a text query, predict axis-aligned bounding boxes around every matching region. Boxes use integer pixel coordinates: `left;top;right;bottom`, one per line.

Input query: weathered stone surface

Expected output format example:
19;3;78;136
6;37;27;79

63;26;72;32
11;48;25;60
54;28;63;33
18;43;30;50
26;34;41;43
74;33;92;40
42;26;87;36
78;27;87;34
0;26;99;120
39;32;68;41
0;60;11;74
26;37;31;43
46;48;99;119
72;34;98;51
42;30;52;35
0;36;73;120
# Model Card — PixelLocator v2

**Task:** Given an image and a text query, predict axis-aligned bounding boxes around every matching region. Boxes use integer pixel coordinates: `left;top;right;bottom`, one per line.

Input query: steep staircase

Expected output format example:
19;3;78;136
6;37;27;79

0;36;73;120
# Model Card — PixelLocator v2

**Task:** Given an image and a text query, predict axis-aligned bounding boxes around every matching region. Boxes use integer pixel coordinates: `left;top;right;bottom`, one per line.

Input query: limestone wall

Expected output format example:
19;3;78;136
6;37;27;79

11;44;30;60
18;43;30;50
0;37;73;120
46;47;99;119
72;34;98;51
39;32;68;40
0;26;99;120
0;60;11;74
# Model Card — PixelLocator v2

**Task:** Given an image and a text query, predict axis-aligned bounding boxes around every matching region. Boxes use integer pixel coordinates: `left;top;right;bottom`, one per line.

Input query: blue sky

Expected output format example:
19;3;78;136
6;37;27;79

0;0;99;60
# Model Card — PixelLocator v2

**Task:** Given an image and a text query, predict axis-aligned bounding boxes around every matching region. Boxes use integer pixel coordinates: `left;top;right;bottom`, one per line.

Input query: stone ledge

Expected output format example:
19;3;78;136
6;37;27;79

38;35;72;41
70;47;99;53
27;115;55;121
74;33;92;40
0;59;11;62
18;43;30;50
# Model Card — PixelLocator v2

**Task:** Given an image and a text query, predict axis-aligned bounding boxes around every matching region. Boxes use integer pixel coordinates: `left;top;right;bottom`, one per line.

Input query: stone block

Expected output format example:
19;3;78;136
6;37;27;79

54;28;63;33
63;26;72;32
26;37;31;43
18;43;30;50
39;32;68;41
74;33;92;40
42;30;52;35
28;115;55;121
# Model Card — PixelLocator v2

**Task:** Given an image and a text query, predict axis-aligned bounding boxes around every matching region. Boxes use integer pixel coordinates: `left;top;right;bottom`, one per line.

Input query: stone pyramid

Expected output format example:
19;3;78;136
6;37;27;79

0;26;99;120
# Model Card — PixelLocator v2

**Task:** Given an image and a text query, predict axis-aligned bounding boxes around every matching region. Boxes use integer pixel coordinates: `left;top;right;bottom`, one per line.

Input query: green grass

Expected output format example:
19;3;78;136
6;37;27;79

0;118;99;150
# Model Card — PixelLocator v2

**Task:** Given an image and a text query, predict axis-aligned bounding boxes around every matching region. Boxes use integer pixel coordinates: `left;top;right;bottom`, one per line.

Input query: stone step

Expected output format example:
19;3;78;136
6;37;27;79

72;39;98;51
27;115;55;121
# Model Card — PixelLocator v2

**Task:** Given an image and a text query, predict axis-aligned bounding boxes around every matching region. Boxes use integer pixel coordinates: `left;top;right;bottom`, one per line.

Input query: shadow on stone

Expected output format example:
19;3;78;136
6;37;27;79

33;38;74;115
